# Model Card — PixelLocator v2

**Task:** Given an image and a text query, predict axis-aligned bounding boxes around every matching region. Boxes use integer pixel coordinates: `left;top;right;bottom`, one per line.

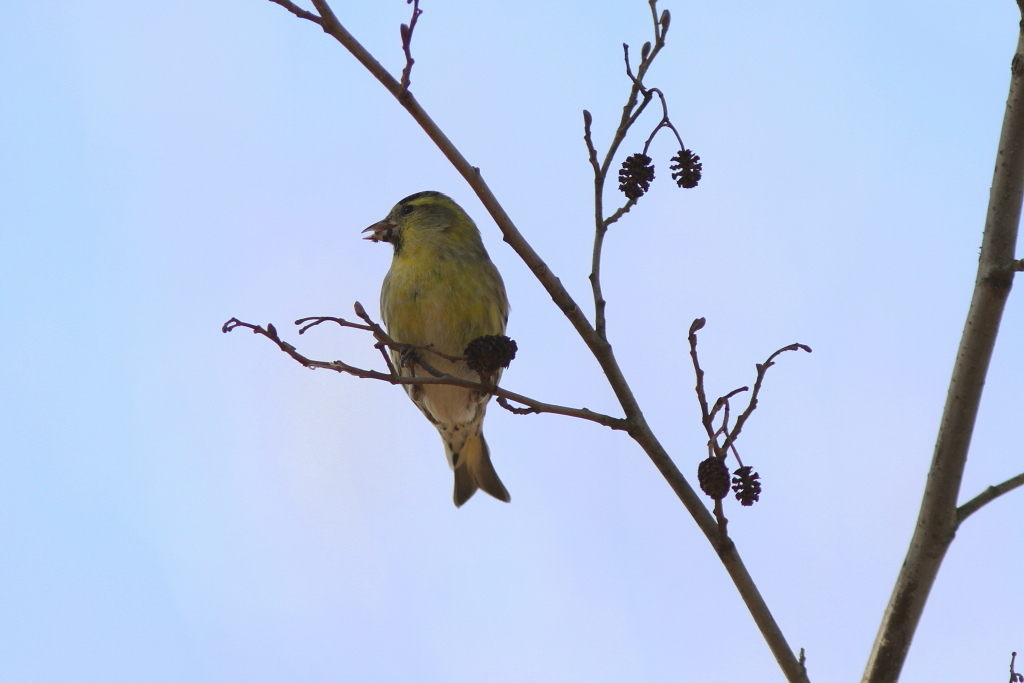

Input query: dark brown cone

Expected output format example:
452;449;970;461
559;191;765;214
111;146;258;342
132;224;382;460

732;466;762;506
670;148;702;189
698;456;730;500
464;335;518;376
618;153;655;200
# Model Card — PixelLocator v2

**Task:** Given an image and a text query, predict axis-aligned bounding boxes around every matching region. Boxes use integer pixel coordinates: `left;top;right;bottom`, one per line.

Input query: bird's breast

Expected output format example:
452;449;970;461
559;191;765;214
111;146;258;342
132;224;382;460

382;260;505;356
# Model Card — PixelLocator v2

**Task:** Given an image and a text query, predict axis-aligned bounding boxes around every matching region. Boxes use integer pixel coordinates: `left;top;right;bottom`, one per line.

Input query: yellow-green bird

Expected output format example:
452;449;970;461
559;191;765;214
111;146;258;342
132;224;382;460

364;191;511;507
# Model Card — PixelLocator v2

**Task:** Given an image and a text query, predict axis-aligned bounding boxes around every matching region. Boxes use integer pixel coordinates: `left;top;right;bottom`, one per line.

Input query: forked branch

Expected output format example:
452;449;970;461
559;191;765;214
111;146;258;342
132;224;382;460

267;0;321;24
956;472;1024;527
862;14;1024;683
583;2;703;340
399;0;421;91
222;308;629;431
688;317;810;456
688;317;810;536
255;3;809;681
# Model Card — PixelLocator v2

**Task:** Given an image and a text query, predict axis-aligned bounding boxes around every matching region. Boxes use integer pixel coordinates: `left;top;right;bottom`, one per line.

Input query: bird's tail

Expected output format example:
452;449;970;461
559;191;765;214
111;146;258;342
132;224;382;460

451;432;510;507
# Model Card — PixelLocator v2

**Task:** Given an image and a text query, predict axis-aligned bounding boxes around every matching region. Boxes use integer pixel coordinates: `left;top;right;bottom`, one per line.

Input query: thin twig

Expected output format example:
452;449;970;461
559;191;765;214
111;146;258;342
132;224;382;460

266;4;809;680
583;110;600;178
399;0;421;92
728;440;745;469
588;22;661;339
713;497;729;541
690;318;810;461
709;387;749;425
687;317;713;438
298;307;479;368
955;472;1024;527
296;312;467;367
266;0;322;24
295;315;372;335
722;343;812;453
298;308;403;376
223;316;629;431
602;198;639;229
636;88;687;155
494;395;628;428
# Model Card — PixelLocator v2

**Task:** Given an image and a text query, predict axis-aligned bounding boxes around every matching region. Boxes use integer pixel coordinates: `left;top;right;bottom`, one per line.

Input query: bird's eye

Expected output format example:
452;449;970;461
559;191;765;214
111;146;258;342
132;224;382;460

400;204;415;215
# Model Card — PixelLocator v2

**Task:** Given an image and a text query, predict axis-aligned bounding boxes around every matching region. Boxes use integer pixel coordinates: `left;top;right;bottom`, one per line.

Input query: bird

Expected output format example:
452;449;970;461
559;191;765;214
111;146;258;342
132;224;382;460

363;191;511;507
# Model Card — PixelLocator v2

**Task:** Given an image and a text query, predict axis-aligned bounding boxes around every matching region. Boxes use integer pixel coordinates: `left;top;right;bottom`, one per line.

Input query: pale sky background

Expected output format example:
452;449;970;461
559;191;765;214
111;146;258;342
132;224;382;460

1;1;1022;681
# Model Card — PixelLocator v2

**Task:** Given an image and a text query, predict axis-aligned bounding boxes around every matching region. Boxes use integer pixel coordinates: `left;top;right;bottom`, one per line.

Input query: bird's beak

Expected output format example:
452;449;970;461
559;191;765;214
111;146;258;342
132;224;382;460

363;218;396;243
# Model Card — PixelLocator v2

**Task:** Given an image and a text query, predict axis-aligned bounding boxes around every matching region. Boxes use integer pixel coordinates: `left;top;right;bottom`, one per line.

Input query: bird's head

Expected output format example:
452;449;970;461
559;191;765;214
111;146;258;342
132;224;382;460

363;191;481;257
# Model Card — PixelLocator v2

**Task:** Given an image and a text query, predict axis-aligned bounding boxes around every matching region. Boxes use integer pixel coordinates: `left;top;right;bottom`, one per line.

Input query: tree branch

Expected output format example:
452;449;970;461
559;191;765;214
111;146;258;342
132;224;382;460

398;0;421;92
862;17;1024;683
263;3;809;680
689;317;811;457
687;317;714;437
955;472;1024;527
584;4;696;339
721;342;811;453
266;0;322;24
588;31;660;340
222;314;629;431
1010;651;1023;683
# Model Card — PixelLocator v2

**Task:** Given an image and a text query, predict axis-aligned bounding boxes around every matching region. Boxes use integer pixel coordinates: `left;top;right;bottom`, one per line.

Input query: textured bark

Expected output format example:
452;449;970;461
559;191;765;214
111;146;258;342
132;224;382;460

862;20;1024;683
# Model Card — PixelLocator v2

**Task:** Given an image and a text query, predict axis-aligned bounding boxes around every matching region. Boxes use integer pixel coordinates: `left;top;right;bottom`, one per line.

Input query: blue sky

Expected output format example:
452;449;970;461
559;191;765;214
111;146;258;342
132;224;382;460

1;1;1021;681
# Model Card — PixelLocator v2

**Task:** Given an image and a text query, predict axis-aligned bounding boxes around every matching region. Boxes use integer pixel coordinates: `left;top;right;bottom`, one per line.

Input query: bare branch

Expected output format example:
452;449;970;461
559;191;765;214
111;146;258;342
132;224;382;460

709;387;749;426
399;0;422;92
223;317;359;372
955;472;1024;527
263;5;809;680
295;315;372;335
266;0;322;25
687;317;714;439
297;307;471;366
588;41;656;340
604;44;657;179
584;5;689;339
602;197;639;229
864;19;1024;682
689;318;810;459
689;321;806;535
583;110;600;177
712;497;729;541
1010;651;1023;683
224;315;628;431
588;220;610;338
637;88;687;156
495;396;629;430
722;342;812;453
